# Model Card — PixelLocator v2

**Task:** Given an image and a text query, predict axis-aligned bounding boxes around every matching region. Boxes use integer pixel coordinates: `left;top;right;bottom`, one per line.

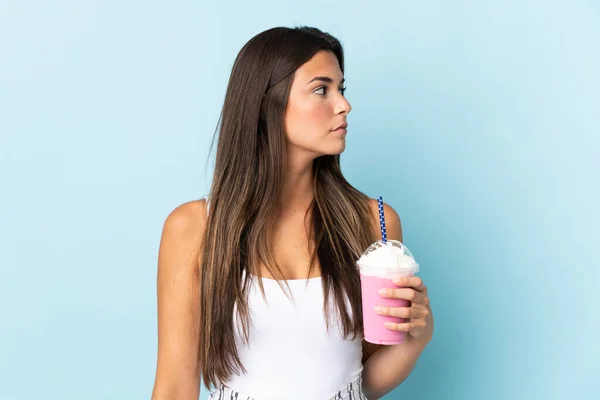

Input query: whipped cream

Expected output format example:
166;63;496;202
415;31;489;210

357;240;419;277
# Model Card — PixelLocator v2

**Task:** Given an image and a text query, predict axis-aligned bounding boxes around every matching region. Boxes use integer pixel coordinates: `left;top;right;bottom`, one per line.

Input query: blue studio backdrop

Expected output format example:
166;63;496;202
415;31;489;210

1;1;598;399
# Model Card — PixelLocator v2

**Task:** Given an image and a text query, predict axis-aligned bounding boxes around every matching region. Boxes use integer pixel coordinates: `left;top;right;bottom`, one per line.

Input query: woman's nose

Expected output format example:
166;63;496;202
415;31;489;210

335;94;352;115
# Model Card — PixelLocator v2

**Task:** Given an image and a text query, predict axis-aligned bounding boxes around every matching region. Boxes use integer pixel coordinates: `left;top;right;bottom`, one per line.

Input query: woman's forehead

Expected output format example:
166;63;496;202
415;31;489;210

294;51;344;84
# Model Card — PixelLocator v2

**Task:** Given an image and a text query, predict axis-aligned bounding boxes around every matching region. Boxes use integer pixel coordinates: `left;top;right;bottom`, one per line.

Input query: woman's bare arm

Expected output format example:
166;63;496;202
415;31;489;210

151;200;207;400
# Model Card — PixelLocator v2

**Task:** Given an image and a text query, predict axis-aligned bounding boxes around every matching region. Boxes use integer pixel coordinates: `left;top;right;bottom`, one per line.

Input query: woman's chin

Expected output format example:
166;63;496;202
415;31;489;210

331;141;347;155
310;141;347;157
322;138;347;155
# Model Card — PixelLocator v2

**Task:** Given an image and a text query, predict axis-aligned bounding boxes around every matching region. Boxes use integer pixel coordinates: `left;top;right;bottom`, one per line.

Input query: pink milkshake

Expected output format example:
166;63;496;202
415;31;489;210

357;239;419;345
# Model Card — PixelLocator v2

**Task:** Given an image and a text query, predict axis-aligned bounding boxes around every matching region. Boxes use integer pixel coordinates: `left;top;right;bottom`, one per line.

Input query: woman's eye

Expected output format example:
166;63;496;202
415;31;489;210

314;86;347;96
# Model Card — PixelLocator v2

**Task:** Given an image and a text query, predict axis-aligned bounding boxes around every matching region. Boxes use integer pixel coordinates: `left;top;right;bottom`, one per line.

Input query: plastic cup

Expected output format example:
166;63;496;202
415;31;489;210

357;240;419;345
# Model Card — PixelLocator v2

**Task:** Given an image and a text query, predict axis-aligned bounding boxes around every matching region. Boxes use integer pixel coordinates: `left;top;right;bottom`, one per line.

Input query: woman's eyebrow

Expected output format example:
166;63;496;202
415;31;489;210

307;76;345;85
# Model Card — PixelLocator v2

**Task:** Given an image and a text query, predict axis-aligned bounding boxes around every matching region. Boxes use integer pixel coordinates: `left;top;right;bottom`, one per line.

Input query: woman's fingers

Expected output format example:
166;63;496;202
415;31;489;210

383;319;428;332
378;287;427;305
392;276;426;292
374;304;430;319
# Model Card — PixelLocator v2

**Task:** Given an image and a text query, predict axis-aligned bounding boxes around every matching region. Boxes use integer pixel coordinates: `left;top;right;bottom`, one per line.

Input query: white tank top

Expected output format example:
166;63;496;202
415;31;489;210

204;197;363;399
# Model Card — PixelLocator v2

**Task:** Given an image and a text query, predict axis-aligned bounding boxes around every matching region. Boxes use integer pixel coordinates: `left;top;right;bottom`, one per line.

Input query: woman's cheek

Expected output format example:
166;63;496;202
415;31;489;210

306;103;332;128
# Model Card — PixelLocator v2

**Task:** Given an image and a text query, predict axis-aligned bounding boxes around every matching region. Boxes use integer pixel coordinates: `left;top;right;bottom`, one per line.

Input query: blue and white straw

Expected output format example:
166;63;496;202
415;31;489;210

377;196;387;244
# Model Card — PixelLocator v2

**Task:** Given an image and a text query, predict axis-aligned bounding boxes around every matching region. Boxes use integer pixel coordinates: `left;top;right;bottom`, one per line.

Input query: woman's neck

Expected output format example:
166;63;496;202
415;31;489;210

280;154;315;215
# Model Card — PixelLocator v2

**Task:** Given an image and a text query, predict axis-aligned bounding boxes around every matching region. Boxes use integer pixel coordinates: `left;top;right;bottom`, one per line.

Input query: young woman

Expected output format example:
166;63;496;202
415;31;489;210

151;26;433;400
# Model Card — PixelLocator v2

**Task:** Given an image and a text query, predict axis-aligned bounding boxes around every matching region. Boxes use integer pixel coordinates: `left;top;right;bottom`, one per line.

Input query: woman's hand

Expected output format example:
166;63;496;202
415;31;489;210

375;276;432;339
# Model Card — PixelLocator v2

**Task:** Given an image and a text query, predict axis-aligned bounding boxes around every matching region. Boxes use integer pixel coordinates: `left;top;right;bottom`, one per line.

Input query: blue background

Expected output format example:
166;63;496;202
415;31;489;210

1;1;598;399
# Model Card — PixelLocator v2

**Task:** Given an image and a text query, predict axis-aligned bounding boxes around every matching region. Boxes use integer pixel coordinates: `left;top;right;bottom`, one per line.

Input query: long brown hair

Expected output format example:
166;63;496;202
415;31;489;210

199;26;377;389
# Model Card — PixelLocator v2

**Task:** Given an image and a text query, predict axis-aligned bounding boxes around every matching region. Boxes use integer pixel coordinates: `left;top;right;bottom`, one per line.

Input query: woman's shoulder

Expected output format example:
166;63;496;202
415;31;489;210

161;199;208;245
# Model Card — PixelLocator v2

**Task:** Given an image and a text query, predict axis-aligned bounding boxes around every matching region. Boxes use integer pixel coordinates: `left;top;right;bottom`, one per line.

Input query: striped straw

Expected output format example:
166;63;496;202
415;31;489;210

377;196;387;243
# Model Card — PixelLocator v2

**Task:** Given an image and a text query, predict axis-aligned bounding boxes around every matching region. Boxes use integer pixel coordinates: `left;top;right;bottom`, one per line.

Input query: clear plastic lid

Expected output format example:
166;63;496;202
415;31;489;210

356;239;419;278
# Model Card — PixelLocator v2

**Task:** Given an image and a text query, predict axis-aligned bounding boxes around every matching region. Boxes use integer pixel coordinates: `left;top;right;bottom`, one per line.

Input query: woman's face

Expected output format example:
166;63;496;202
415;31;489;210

284;50;352;158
